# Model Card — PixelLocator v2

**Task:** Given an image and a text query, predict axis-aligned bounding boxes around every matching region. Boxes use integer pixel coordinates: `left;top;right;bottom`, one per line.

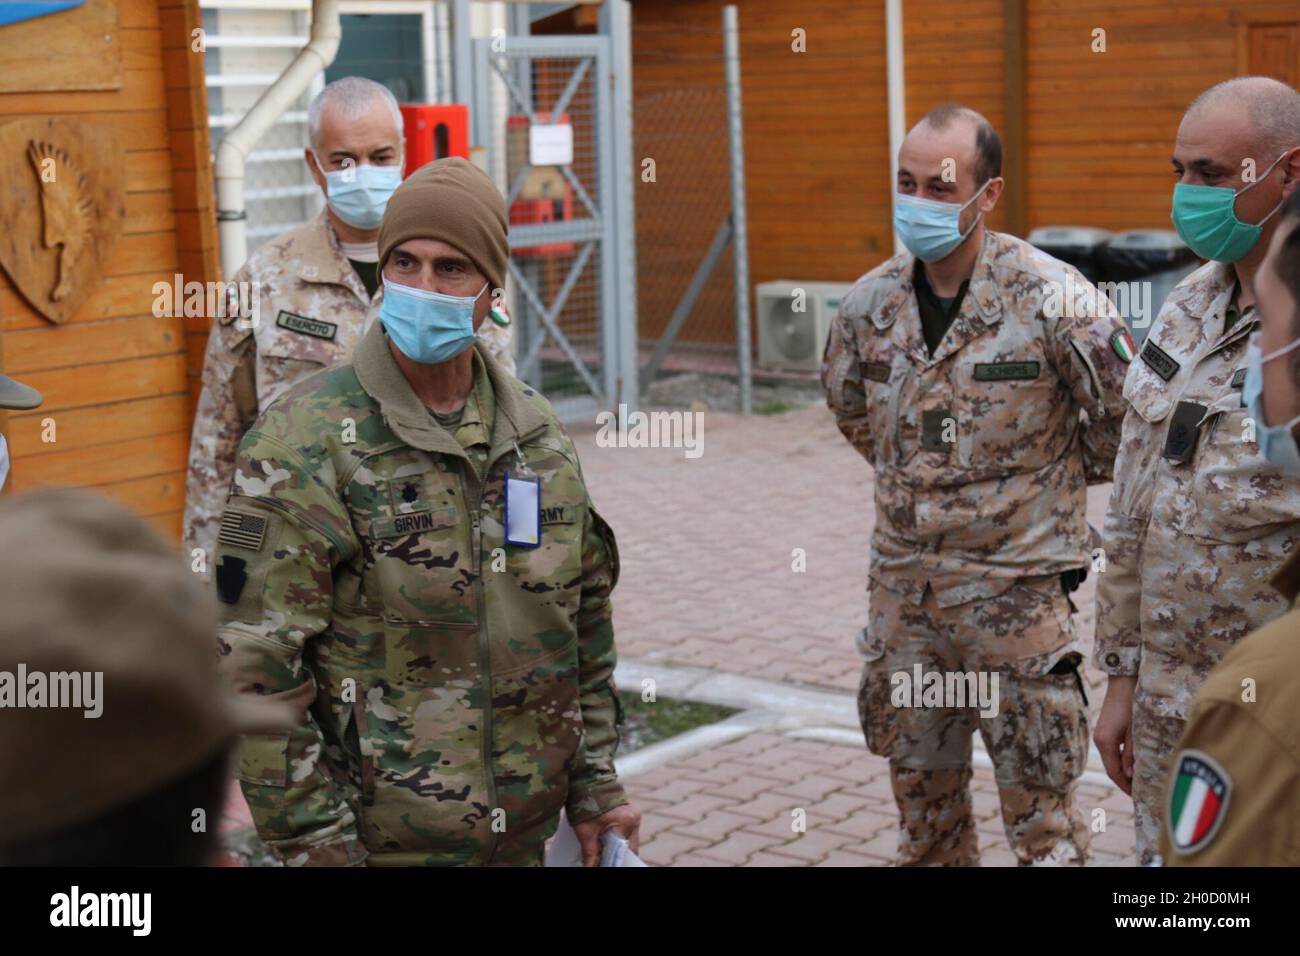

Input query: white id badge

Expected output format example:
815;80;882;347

505;473;541;547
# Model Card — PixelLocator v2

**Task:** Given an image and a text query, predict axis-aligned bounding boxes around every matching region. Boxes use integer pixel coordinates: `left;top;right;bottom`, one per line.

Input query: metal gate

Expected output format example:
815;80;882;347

473;35;620;422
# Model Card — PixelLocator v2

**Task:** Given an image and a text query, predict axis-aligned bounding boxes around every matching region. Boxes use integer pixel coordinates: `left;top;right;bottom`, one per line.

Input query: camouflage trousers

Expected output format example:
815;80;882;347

857;576;1091;866
1130;701;1186;867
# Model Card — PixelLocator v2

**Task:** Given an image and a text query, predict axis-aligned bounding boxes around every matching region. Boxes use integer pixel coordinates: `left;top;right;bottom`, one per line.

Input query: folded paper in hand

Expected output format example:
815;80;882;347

545;812;649;867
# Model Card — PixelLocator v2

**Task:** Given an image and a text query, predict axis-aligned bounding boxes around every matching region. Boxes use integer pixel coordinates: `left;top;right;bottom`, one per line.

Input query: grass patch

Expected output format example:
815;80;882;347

757;398;794;415
618;691;738;753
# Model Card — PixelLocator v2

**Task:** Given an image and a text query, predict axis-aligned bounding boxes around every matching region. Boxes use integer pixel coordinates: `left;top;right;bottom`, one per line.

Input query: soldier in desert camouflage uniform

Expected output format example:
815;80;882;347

184;77;513;566
823;105;1132;865
1093;77;1300;866
1158;193;1300;867
215;157;637;866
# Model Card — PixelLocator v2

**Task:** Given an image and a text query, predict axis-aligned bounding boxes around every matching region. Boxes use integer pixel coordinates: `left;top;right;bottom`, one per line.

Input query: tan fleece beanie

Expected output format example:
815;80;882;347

377;157;509;292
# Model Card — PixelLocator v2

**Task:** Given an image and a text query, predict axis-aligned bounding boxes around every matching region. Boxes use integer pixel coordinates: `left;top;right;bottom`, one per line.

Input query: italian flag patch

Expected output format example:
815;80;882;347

1110;328;1136;363
1168;750;1231;855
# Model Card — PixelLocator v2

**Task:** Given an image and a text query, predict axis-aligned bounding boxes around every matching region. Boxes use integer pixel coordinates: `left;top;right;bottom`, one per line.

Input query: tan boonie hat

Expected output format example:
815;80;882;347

0;373;41;410
0;488;294;844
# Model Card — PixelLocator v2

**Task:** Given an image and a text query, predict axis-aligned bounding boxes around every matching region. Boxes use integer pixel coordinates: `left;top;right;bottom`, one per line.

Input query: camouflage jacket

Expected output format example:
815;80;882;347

1094;261;1300;719
214;322;623;866
1159;565;1300;866
183;213;515;566
822;230;1131;612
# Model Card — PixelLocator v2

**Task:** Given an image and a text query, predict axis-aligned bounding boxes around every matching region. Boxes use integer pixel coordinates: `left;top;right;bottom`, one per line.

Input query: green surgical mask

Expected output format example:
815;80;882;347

1170;150;1291;263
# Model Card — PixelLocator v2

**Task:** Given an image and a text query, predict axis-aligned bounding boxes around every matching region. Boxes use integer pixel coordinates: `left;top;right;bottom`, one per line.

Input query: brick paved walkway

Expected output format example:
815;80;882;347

626;733;1135;867
219;401;1139;866
571;402;1135;866
572;403;1111;697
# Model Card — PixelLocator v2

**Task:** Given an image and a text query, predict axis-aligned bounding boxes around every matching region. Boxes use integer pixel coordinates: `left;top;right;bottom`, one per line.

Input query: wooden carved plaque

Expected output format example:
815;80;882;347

0;118;125;324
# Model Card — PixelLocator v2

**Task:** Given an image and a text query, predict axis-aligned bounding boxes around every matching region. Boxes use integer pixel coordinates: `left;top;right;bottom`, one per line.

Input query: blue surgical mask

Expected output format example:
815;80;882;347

379;277;487;365
314;151;402;229
1243;332;1300;473
894;180;991;262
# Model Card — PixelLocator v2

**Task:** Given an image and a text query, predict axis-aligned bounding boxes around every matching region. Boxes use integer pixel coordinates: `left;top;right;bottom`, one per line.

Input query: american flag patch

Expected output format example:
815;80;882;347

219;511;268;551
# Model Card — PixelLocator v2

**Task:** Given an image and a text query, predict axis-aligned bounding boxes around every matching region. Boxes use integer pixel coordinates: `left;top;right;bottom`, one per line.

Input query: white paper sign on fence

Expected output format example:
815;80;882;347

529;123;573;167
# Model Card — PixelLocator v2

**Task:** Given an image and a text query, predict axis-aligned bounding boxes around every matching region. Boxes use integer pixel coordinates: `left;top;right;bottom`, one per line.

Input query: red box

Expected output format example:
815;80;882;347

507;113;574;258
401;104;470;176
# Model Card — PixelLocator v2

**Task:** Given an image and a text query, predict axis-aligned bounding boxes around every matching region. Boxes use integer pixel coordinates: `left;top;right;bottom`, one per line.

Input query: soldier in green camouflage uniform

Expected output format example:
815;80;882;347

824;106;1132;865
184;77;514;570
214;157;636;866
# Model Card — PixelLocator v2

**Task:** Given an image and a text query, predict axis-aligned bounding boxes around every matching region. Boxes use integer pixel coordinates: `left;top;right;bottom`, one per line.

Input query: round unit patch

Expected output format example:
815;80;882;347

1167;749;1232;855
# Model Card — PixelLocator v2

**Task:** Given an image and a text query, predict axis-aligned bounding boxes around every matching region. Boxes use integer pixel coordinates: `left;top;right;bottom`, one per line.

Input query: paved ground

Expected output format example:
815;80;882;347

220;401;1139;866
627;733;1136;867
574;402;1134;866
577;402;1111;699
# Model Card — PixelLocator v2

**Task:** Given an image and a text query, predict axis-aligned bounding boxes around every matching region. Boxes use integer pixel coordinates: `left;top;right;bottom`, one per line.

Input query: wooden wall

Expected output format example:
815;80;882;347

632;0;889;346
631;0;1300;345
1026;0;1297;231
927;0;1300;234
0;0;218;538
902;0;1010;234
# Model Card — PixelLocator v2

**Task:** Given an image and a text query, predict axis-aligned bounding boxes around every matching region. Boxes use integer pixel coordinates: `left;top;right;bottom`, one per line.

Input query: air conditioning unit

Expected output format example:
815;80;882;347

756;280;853;372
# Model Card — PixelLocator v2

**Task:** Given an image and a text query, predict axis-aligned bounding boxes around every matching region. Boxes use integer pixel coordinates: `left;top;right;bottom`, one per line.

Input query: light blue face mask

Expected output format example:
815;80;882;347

314;152;402;230
894;180;991;262
379;277;487;365
1243;332;1300;473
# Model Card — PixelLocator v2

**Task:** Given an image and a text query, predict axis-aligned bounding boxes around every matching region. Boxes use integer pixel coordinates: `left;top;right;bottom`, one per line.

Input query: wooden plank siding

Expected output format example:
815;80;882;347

633;0;890;346
0;0;219;539
631;0;1300;348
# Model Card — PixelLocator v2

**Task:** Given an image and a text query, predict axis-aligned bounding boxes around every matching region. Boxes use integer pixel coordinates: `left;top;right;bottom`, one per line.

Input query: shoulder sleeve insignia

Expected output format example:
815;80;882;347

215;555;248;605
1167;749;1232;855
219;510;268;551
1110;328;1136;363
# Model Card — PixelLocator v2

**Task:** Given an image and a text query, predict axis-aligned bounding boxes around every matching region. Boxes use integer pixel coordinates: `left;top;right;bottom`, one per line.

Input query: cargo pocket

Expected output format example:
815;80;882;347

238;731;290;788
1185;388;1300;544
995;658;1089;792
970;574;1076;674
854;625;895;758
255;336;333;408
954;352;1059;474
853;342;900;464
505;493;587;610
491;639;582;838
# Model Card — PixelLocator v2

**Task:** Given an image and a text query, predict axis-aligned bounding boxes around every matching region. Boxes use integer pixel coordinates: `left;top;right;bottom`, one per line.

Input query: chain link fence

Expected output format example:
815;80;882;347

634;85;736;390
489;52;606;405
632;14;770;414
